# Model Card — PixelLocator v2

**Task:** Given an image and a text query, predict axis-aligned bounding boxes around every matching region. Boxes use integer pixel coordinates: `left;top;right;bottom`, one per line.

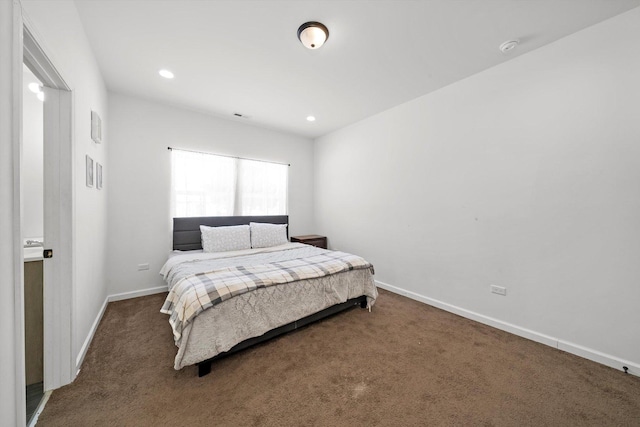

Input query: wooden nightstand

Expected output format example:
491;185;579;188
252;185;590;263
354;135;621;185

290;235;327;249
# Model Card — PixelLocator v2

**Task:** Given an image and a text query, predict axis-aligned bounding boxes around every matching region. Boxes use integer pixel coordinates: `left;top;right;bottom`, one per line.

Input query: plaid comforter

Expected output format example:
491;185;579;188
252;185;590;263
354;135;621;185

161;251;374;345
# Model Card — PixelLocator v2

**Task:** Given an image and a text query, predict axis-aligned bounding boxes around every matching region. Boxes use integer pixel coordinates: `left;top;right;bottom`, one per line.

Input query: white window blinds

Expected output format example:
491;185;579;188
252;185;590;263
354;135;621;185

171;149;288;217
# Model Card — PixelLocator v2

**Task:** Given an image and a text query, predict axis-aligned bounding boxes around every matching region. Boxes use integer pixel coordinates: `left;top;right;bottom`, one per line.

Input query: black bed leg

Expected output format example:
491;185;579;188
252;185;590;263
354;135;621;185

198;361;212;377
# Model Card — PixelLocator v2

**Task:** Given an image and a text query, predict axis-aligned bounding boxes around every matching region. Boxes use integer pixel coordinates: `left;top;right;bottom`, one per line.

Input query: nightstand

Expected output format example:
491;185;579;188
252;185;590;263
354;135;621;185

290;235;327;249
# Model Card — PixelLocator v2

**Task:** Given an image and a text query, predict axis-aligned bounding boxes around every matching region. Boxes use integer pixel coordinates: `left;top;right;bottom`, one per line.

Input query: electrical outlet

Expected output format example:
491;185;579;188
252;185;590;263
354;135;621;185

137;263;149;271
490;285;507;296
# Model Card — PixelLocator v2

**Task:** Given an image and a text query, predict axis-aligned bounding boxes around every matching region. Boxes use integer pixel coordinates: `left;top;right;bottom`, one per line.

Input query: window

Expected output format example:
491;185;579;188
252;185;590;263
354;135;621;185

171;149;288;217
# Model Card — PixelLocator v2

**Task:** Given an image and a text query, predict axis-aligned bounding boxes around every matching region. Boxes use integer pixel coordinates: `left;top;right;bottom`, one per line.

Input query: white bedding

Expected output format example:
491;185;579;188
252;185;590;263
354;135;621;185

160;242;307;281
160;243;378;370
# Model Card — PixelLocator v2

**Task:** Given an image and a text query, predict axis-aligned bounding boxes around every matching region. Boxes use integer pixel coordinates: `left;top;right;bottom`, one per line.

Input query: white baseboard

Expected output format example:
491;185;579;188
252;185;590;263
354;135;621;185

75;296;109;371
375;280;639;377
108;285;167;302
75;285;168;371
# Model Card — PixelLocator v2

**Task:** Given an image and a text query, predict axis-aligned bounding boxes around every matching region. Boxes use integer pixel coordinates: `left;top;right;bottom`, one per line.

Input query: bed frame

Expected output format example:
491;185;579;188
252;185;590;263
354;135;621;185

171;215;368;377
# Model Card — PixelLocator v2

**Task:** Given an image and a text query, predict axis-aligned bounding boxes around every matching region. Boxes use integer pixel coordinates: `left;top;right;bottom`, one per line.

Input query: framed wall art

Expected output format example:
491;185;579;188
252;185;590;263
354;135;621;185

91;110;102;143
96;162;103;190
86;155;94;188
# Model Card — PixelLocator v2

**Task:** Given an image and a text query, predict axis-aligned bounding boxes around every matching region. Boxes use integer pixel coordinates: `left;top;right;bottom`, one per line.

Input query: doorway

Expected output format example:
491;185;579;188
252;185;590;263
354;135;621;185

21;24;75;425
22;62;45;424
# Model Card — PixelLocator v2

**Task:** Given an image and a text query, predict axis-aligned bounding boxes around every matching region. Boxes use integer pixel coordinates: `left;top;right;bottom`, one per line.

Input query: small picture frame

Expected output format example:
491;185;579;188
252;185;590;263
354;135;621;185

91;110;102;143
86;155;94;188
96;162;103;190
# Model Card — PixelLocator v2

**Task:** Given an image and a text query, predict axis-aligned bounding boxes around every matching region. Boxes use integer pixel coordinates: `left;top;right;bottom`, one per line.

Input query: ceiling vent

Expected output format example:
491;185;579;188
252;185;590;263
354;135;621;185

499;40;519;54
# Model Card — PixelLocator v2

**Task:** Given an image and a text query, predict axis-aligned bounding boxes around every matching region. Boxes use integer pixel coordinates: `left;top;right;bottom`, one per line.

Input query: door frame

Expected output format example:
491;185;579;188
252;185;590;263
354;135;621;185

21;4;75;403
6;1;74;422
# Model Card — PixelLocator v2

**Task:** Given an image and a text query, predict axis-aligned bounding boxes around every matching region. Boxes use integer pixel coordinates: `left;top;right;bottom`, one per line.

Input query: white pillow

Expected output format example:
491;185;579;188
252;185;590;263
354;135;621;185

200;224;251;253
250;222;288;248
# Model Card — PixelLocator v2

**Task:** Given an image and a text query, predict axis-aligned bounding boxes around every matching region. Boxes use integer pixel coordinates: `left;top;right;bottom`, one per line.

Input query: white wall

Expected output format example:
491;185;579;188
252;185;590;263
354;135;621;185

22;65;44;239
21;0;109;372
314;8;640;368
106;93;315;295
1;1;23;423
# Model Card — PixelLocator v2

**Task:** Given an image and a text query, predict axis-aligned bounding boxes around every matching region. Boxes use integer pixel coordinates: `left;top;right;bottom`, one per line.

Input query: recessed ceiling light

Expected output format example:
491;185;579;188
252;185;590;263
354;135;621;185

306;116;316;122
28;82;41;94
159;69;174;79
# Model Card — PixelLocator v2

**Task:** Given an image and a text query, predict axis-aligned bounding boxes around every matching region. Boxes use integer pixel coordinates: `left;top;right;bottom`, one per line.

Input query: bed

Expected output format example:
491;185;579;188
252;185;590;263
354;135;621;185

160;215;378;376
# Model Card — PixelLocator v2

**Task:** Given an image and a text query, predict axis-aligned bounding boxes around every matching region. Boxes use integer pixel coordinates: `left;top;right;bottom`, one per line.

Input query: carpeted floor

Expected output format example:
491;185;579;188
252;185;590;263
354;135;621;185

37;289;640;426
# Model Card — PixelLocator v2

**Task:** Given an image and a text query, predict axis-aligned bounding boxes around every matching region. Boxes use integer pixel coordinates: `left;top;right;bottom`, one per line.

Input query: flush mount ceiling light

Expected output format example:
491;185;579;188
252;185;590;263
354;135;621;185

297;22;329;49
499;39;519;54
159;69;175;79
306;115;316;122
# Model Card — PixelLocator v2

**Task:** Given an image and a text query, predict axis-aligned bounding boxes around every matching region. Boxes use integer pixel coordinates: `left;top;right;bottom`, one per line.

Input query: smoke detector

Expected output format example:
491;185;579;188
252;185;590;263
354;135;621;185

499;40;519;54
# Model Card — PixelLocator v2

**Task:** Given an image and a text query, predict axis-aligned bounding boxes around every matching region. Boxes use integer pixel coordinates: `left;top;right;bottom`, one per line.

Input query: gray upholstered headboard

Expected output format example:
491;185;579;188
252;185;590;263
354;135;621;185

172;215;289;251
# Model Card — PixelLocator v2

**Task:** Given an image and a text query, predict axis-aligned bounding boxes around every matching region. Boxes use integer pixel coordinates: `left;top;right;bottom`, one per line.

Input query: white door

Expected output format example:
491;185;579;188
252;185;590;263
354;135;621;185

42;85;74;391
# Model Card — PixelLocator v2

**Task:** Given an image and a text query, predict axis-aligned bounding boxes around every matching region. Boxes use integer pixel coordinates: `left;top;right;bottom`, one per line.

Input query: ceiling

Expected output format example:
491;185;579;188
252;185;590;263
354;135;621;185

74;0;640;139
